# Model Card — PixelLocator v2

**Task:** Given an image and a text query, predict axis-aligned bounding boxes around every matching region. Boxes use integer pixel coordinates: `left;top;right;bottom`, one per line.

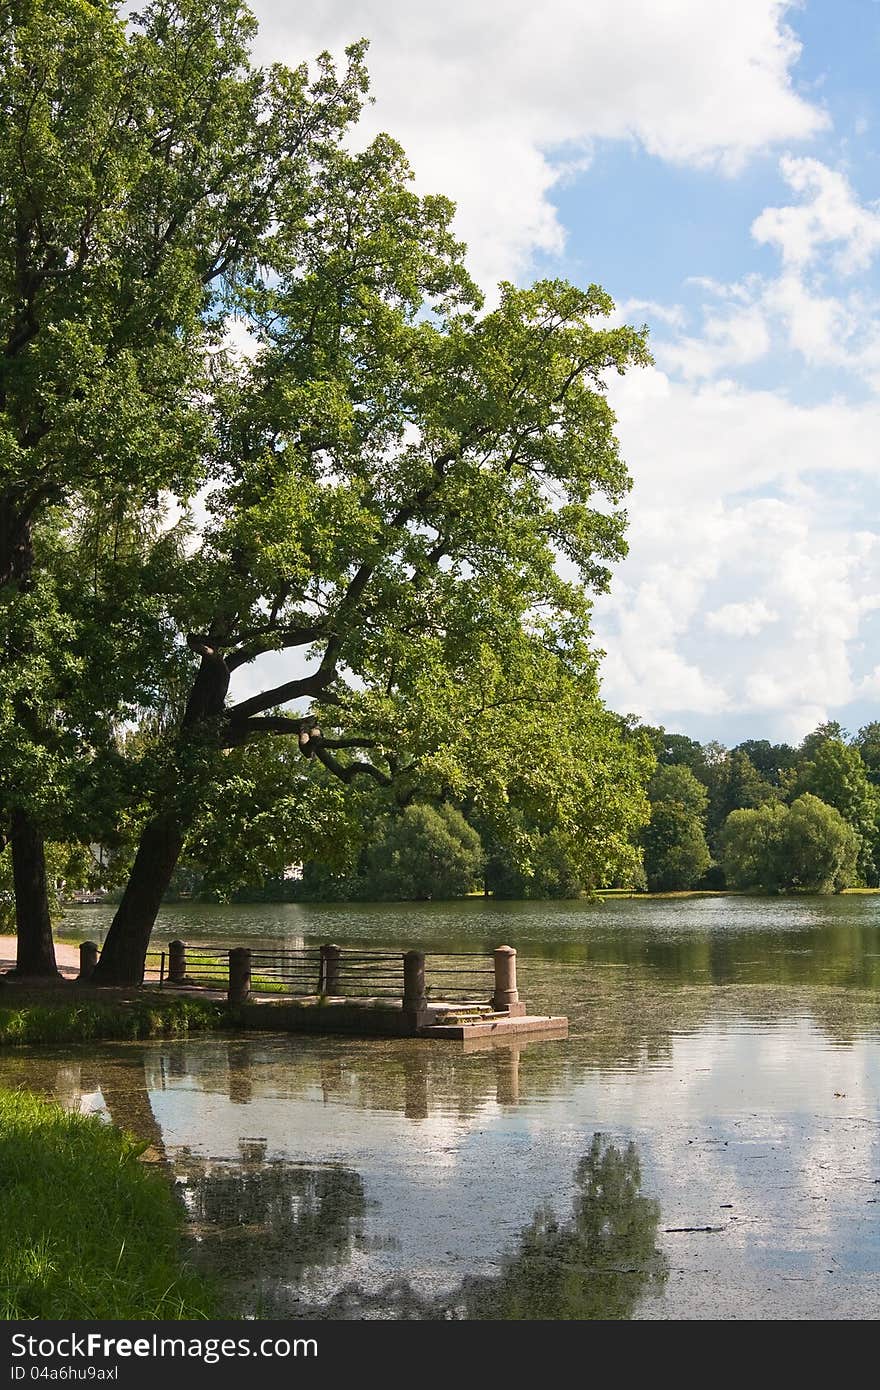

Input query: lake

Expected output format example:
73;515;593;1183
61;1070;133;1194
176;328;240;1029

4;893;880;1319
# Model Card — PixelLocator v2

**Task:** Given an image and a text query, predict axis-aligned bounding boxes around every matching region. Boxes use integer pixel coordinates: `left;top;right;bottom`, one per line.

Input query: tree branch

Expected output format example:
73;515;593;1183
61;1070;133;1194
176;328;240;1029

313;743;393;788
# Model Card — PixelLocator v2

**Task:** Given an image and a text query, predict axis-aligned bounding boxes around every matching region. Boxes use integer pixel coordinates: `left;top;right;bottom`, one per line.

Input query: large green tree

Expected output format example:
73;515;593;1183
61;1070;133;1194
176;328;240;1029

641;763;711;891
720;794;858;894
92;195;650;980
94;262;645;978
793;738;878;884
0;0;367;972
0;1;650;983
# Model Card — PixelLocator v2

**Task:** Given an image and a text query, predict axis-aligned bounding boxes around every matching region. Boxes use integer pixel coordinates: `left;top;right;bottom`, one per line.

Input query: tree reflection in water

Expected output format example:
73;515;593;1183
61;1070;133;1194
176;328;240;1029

308;1133;667;1320
450;1133;668;1319
178;1142;366;1314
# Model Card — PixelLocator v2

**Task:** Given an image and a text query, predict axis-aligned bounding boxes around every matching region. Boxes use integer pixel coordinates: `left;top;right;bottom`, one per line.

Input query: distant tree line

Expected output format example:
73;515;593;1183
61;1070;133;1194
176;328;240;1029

149;718;880;904
637;721;879;894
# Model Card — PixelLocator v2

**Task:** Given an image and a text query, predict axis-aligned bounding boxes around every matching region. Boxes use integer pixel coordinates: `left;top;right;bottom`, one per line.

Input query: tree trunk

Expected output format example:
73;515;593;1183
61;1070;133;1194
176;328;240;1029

2;501;60;975
91;813;187;985
91;644;230;986
10;807;59;976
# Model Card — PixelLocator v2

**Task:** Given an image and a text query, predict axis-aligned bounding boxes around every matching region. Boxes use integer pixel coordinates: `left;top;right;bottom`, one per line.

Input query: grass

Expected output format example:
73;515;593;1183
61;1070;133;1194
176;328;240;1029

0;996;226;1047
0;1088;217;1318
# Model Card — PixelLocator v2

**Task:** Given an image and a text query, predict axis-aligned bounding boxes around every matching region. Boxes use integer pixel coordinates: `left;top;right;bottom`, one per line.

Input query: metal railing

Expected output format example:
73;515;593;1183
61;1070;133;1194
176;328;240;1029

422;952;495;1002
331;950;405;999
128;939;518;1011
144;949;166;986
248;949;323;993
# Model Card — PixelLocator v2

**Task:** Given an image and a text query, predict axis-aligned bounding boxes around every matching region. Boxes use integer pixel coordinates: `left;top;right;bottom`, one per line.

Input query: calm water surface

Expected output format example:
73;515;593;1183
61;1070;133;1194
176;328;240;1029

5;894;880;1319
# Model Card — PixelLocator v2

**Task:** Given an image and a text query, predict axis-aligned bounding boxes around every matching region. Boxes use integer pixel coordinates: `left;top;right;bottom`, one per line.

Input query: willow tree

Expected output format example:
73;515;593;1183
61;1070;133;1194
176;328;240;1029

0;0;367;972
92;121;651;982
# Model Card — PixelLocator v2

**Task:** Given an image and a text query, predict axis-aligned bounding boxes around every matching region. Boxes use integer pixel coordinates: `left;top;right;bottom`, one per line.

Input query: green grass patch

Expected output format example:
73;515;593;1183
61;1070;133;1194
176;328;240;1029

0;996;226;1047
0;1088;217;1318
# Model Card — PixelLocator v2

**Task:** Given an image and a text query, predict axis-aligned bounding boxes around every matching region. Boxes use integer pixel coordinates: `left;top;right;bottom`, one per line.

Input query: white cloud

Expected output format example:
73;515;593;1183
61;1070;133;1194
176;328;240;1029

591;150;880;741
663;161;880;385
752;156;880;274
251;0;826;287
659;304;772;379
617;298;687;331
705;600;779;637
594;369;880;735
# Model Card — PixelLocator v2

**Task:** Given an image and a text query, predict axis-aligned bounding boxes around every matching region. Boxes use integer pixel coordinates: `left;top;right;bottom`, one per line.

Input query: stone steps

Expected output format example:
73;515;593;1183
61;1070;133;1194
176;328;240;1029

432;1001;509;1026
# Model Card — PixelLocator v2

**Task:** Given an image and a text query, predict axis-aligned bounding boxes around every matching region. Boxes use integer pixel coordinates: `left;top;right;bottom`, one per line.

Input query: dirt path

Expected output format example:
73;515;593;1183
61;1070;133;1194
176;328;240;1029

0;936;82;978
0;936;168;983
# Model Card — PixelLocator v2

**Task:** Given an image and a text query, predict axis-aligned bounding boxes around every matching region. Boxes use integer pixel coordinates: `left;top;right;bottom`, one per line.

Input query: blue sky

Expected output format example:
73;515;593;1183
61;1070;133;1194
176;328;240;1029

244;0;880;748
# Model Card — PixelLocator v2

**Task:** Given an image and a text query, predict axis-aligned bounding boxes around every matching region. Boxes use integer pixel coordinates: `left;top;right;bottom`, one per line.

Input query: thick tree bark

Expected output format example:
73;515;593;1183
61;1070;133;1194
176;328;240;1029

90;813;187;985
10;807;59;976
92;642;230;986
2;501;59;976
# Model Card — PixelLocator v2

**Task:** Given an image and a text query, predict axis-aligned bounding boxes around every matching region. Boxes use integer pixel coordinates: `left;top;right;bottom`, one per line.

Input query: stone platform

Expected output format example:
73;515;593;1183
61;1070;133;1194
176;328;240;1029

227;993;568;1041
418;1013;568;1040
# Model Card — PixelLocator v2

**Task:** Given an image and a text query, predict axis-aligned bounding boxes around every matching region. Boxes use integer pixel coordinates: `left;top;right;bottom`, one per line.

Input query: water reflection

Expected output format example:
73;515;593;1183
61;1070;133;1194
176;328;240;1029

2;1014;879;1319
453;1135;668;1319
305;1135;668;1320
178;1144;366;1316
62;890;880;990
13;893;880;1319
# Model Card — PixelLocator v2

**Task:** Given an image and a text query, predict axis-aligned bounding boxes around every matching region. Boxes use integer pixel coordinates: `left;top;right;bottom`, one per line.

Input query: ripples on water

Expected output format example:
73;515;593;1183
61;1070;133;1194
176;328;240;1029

5;893;878;1319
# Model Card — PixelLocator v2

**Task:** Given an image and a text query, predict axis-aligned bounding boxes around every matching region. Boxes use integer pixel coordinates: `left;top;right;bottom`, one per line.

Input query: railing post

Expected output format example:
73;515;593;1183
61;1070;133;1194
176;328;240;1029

78;941;98;983
228;947;251;1004
168;939;187;985
319;943;341;996
403;949;427;1013
492;944;523;1014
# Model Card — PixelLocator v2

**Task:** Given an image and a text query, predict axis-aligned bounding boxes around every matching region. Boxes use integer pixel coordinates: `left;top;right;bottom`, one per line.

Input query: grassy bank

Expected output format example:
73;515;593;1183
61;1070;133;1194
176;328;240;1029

0;1088;216;1318
0;995;226;1047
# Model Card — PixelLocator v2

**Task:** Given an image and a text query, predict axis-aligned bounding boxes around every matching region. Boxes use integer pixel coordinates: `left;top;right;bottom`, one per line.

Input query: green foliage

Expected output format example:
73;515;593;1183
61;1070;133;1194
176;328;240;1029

0;1088;216;1317
719;800;788;893
641;803;711;892
648;764;709;821
732;739;798;786
853;722;880;787
321;800;481;906
799;721;848;761
0;0;368;931
720;793;859;894
648;730;707;772
792;738;878;884
483;823;591;899
640;761;711;891
705;750;775;837
181;740;363;899
359;803;483;901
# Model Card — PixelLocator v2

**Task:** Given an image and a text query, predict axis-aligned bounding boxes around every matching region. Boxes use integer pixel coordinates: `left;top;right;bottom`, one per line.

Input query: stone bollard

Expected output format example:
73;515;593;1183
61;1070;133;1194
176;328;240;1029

492;945;525;1015
228;947;251;1004
78;941;98;983
403;949;427;1014
168;939;187;985
319;943;341;996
